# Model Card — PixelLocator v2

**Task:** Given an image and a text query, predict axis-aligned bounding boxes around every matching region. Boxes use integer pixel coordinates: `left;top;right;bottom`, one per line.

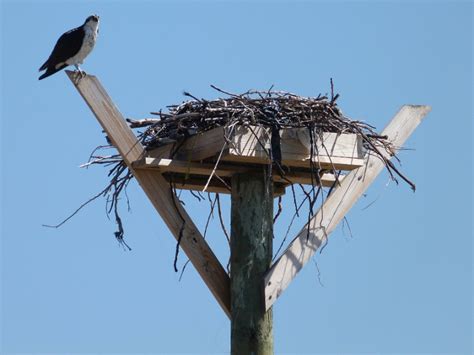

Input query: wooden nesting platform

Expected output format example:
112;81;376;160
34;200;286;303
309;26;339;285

132;124;365;194
66;71;430;318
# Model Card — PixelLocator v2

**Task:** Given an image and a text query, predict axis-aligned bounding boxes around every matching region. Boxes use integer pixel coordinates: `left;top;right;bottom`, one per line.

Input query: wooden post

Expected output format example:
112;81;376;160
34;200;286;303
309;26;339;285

231;168;274;354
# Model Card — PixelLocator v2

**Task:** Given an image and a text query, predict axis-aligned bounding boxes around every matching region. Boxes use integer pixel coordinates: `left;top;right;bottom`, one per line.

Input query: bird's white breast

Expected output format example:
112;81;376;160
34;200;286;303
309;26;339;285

66;22;99;66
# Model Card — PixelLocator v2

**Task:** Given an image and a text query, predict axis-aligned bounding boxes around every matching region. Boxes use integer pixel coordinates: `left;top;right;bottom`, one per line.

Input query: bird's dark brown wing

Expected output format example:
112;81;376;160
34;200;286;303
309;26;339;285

39;26;85;71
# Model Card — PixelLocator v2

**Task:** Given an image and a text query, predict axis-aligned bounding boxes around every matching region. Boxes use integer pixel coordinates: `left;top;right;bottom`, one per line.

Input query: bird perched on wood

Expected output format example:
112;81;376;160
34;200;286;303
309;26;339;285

39;15;100;81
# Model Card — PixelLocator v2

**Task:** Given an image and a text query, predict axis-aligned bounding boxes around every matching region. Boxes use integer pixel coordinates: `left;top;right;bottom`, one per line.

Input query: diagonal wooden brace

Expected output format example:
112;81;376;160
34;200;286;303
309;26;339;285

66;71;231;318
264;105;431;310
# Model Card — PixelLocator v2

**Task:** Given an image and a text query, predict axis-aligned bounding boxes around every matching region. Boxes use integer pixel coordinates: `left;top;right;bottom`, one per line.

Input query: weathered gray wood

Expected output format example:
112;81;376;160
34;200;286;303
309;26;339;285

264;105;431;310
231;171;274;355
66;71;231;318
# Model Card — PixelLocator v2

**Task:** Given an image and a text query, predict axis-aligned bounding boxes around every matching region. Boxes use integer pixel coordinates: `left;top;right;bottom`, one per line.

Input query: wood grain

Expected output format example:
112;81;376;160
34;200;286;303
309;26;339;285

146;125;366;171
66;71;231;318
263;105;431;310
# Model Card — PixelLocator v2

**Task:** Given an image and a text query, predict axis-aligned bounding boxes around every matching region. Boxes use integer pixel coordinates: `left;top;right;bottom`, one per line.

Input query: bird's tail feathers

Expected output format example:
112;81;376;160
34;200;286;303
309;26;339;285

38;64;67;80
39;60;49;72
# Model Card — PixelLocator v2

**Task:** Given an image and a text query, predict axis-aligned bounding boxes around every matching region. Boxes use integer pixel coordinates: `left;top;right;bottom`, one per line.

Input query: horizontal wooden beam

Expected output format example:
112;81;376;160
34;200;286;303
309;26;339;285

163;174;286;197
263;105;431;310
135;157;242;177
146;127;226;162
224;126;365;170
164;174;232;195
66;71;231;318
134;157;344;188
146;125;365;171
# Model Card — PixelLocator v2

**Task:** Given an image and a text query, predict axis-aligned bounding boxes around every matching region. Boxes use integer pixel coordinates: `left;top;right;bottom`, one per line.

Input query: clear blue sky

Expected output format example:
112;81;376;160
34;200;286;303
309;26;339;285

1;1;472;354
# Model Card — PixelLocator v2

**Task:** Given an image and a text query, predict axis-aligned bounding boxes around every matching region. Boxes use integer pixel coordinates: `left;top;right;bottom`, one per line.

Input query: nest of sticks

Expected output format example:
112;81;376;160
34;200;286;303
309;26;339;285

52;83;415;265
127;83;413;186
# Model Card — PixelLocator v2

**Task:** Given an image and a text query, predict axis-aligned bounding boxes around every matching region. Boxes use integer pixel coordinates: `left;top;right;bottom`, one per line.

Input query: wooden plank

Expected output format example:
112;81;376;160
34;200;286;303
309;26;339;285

163;172;286;197
165;174;232;194
223;153;365;171
134;157;344;187
224;125;366;170
263;105;431;310
138;157;243;177
66;71;231;318
174;127;227;161
146;125;365;171
146;127;226;162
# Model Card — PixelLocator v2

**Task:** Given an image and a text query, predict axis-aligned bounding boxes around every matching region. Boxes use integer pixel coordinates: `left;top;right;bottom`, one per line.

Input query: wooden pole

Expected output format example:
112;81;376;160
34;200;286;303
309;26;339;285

230;168;274;355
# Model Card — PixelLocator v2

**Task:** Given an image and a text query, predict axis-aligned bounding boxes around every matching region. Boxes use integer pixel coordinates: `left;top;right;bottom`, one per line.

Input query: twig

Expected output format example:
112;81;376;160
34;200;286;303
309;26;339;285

216;194;230;244
42;186;109;229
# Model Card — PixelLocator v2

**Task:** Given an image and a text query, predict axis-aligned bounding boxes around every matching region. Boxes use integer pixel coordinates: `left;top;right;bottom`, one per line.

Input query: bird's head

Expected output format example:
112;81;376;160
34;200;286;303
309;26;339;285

84;14;100;25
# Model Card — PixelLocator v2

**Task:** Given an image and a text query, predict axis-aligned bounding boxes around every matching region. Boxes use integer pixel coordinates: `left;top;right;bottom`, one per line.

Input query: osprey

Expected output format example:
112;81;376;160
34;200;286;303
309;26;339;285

39;15;100;80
